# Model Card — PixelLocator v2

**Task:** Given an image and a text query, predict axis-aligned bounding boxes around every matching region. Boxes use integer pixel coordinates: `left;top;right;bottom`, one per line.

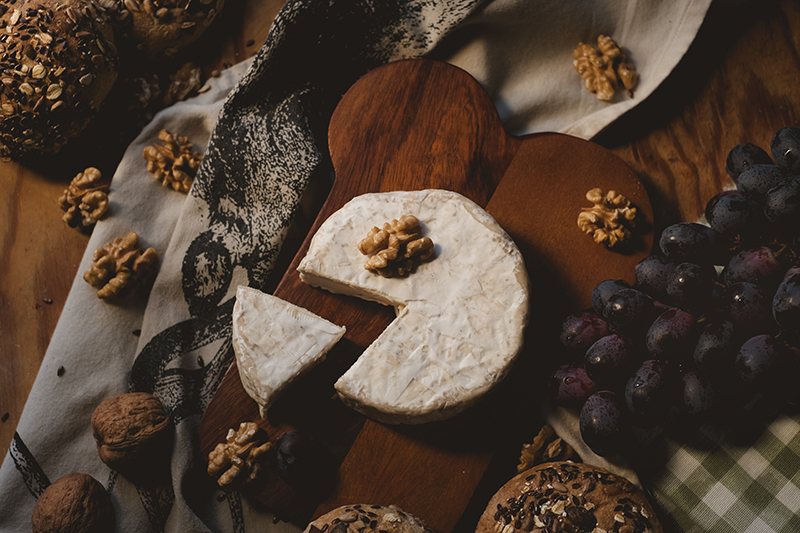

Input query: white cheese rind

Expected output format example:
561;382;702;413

297;189;530;424
232;286;346;419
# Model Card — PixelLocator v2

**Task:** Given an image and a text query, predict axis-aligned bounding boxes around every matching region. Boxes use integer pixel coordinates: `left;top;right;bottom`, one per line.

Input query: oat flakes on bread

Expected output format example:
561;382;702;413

476;462;662;533
304;504;436;533
112;0;226;59
0;0;119;159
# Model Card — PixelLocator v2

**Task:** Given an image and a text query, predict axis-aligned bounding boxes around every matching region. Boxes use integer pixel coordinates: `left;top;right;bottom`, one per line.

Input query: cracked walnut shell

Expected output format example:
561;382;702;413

83;231;159;298
31;472;115;533
208;422;273;489
578;188;639;248
143;129;202;193
358;214;434;277
58;167;110;228
91;392;173;484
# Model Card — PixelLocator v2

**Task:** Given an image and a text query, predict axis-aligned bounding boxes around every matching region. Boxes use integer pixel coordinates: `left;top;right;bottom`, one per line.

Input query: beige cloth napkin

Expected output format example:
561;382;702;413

0;1;713;532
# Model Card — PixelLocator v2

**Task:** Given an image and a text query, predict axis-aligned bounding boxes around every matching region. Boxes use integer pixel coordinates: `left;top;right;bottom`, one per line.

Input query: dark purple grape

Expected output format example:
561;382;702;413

665;262;715;310
693;320;738;370
634;255;676;298
735;164;789;204
602;288;655;333
559;310;609;355
680;369;718;417
725;281;772;329
625;359;677;423
726;143;773;181
723;246;785;290
548;363;598;408
773;271;800;330
584;334;637;390
645;308;697;361
579;390;629;456
735;334;789;389
763;176;800;229
704;190;766;239
275;430;336;495
659;222;719;264
770;126;800;173
591;279;631;316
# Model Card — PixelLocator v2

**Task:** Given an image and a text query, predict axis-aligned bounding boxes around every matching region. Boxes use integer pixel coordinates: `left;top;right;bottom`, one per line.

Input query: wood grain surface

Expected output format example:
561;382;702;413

4;0;800;529
197;57;653;531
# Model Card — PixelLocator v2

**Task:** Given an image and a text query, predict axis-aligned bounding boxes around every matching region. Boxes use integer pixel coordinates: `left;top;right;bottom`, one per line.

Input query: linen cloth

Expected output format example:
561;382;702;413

2;0;770;532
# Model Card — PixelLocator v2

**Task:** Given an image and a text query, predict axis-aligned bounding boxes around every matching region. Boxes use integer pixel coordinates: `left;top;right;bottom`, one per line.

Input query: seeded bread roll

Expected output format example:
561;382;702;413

113;0;225;59
476;462;663;533
0;0;119;159
304;504;437;533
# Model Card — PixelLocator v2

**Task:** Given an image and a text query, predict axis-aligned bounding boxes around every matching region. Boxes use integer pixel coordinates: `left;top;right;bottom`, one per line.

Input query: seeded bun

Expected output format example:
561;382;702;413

113;0;225;59
0;0;119;159
476;462;663;533
303;504;437;533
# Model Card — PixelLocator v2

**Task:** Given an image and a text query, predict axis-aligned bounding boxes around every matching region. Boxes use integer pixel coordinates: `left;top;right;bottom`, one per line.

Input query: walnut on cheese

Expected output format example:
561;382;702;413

578;188;639;248
357;214;434;277
142;128;202;193
573;35;638;101
83;231;160;299
207;422;272;489
58;167;109;228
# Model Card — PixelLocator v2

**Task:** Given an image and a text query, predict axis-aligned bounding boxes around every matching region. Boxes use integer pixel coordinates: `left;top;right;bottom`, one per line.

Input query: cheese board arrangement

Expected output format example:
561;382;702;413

199;58;654;532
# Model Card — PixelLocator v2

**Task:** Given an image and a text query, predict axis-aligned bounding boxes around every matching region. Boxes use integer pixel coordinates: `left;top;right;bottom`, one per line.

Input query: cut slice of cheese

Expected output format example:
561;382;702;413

232;286;346;419
297;189;530;424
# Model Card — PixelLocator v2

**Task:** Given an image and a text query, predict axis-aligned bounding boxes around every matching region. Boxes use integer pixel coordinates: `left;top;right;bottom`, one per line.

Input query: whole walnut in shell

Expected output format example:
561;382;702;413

31;472;115;533
91;392;173;485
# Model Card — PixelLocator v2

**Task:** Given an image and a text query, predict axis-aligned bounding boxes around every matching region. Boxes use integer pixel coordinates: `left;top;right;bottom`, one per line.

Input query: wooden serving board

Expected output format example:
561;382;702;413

199;58;654;532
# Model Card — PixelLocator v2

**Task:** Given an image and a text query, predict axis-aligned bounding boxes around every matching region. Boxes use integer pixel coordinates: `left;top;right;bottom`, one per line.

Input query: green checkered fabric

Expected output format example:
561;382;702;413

644;397;800;533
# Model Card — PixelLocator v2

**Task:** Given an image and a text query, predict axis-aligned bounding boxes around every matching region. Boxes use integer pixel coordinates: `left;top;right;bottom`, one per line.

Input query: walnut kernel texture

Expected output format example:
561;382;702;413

208;422;272;489
83;231;159;298
58;167;109;228
577;188;639;248
573;35;638;101
357;214;434;277
142;128;202;193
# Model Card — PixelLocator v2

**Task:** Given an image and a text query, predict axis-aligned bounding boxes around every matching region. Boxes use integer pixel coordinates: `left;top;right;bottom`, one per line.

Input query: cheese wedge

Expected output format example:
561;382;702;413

232;286;346;418
297;189;530;424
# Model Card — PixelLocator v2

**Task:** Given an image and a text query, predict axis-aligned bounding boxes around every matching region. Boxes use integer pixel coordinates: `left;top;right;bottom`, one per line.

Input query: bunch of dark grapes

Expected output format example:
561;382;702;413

549;126;800;457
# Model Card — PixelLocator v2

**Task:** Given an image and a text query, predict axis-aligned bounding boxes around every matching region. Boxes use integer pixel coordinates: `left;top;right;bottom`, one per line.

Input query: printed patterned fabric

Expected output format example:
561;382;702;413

0;1;719;532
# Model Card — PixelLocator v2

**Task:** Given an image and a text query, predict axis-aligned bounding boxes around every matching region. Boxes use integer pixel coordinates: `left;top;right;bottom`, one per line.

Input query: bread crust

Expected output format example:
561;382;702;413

304;504;436;533
0;0;119;158
476;462;663;533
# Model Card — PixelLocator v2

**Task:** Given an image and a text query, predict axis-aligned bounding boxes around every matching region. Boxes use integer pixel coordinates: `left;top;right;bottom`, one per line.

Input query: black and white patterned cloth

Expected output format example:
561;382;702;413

0;1;712;531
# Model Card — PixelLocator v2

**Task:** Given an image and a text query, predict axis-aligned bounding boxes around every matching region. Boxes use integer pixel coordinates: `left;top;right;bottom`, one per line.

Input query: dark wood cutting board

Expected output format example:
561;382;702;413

199;58;654;532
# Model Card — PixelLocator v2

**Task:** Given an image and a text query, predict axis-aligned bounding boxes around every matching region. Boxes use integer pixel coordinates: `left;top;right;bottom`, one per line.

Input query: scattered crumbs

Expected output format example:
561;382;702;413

197;356;204;368
132;329;141;336
273;516;282;524
217;493;226;502
57;366;65;377
1;412;9;423
210;69;221;78
43;298;53;305
246;39;255;47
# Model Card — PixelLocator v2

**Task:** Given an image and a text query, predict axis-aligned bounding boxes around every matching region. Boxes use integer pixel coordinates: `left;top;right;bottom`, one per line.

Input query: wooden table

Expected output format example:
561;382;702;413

2;0;799;521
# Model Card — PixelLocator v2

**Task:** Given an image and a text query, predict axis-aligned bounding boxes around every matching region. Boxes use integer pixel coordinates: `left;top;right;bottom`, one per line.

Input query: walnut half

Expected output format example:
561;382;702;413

517;425;581;473
573;35;638;101
142;129;202;193
58;167;110;228
357;214;434;277
83;232;160;299
577;188;639;248
208;422;273;489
